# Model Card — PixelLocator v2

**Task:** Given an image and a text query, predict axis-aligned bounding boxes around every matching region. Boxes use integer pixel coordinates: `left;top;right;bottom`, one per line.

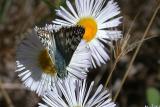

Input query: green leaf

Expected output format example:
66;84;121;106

146;87;160;105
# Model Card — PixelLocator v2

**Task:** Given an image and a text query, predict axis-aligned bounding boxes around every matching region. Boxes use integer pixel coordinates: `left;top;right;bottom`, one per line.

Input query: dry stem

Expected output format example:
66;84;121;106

113;2;160;101
104;12;140;88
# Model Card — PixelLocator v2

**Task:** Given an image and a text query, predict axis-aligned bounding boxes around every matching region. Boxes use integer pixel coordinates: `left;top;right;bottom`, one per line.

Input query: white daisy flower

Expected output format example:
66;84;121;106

53;0;122;67
16;26;91;96
39;78;116;107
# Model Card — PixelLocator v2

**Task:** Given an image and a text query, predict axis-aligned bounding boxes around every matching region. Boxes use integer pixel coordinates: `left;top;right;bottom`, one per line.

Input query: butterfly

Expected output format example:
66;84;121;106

35;26;85;78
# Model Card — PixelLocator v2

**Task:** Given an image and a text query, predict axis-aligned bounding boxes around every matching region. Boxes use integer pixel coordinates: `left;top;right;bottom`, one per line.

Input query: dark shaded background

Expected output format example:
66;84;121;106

0;0;160;107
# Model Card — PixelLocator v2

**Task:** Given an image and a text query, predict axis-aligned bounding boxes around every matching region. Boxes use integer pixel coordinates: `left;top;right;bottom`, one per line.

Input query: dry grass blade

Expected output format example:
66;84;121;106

1;83;26;90
124;34;159;55
114;11;141;60
104;12;140;88
113;1;160;101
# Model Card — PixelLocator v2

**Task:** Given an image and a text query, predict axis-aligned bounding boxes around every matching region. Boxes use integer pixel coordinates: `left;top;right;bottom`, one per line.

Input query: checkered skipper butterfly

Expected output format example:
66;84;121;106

35;26;85;78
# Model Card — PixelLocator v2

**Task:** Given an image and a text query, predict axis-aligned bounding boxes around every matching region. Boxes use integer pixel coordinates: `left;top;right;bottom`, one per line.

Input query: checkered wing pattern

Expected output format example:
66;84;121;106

54;26;85;65
34;27;55;57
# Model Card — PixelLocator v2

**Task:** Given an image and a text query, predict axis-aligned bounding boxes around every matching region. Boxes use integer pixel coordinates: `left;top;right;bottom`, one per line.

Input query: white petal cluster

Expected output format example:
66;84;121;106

39;79;116;107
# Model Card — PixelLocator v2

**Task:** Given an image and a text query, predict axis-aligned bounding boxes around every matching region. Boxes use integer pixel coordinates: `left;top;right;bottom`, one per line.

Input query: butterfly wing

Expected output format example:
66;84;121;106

34;27;56;64
35;27;55;51
54;26;85;65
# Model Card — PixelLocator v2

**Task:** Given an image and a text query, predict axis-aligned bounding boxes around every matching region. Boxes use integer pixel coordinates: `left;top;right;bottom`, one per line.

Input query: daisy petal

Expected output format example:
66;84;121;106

39;79;116;107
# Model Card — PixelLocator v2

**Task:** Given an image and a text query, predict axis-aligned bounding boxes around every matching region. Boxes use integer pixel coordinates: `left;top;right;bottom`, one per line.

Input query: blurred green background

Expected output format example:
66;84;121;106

0;0;160;107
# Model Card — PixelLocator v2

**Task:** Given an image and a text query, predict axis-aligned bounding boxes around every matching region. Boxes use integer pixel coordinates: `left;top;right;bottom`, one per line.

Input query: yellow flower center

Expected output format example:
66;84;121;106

38;49;56;75
77;17;98;42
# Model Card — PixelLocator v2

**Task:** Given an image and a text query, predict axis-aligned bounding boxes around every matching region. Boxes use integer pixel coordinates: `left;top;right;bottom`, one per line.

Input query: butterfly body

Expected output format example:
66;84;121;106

36;26;85;79
54;49;67;78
